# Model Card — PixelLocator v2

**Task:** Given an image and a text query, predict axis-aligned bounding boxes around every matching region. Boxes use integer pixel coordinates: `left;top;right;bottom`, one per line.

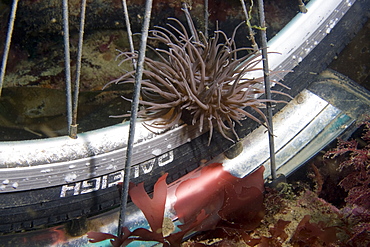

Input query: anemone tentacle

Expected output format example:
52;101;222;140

109;17;288;145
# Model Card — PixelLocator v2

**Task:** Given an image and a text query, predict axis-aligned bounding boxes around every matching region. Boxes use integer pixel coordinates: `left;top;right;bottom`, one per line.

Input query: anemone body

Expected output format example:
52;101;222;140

109;18;286;144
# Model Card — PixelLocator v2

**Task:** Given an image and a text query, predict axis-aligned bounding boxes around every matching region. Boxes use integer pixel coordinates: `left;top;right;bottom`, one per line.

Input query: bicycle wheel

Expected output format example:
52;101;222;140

0;0;368;239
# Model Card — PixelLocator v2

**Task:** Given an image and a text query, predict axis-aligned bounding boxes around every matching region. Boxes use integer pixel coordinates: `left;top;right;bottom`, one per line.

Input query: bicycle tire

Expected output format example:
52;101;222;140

0;0;368;235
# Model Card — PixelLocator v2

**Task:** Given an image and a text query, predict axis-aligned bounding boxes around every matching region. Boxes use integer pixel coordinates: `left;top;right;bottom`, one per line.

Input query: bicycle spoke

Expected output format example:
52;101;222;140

256;0;277;181
0;0;19;97
62;0;73;138
119;0;153;235
70;0;88;139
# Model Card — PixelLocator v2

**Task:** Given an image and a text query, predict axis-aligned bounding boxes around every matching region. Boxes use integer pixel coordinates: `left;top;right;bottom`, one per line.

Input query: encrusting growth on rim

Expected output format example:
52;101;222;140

106;16;289;145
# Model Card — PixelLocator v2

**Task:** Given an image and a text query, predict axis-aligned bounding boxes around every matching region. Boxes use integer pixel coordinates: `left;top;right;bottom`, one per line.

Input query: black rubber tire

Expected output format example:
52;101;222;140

0;0;369;235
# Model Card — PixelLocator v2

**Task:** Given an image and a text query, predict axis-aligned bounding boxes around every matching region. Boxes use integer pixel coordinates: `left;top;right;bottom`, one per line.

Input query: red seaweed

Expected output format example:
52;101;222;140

129;173;168;238
324;119;370;245
174;164;265;232
88;163;266;246
291;215;339;247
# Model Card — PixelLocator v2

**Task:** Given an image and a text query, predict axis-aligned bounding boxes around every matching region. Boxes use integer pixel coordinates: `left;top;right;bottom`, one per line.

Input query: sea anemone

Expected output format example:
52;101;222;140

107;17;288;145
